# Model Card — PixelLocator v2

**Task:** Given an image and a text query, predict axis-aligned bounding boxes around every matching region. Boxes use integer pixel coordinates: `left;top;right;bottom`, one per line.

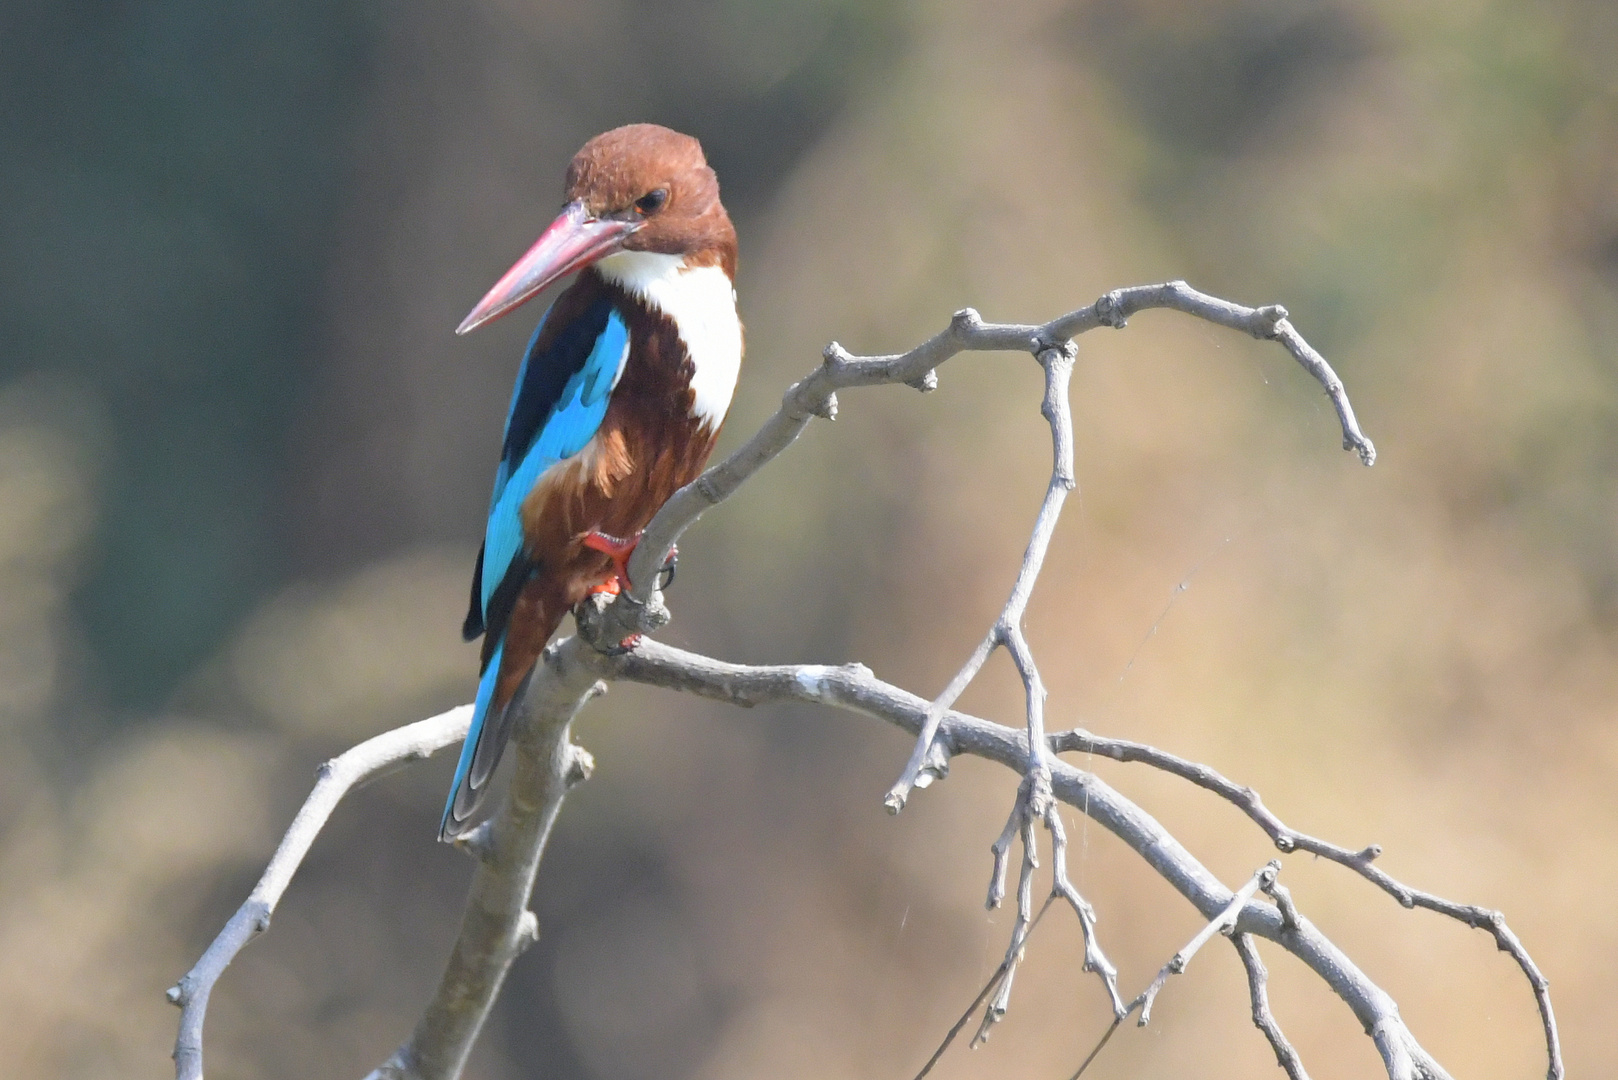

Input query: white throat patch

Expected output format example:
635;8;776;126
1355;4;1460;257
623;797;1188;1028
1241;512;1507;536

597;250;742;430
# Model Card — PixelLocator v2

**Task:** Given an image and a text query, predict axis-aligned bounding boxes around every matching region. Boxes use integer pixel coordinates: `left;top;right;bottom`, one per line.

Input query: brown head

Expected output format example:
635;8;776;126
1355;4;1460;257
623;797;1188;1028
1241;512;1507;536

457;124;736;334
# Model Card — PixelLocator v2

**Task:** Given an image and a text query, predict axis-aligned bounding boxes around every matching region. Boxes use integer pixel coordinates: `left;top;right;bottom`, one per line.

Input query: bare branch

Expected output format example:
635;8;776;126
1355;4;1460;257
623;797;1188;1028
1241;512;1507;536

975;761;1123;1040
597;282;1375;650
606;639;1514;1080
365;643;604;1080
974;807;1040;1045
167;706;473;1080
162;268;1567;1080
1049;724;1562;1079
573;288;1394;1071
1234;933;1312;1080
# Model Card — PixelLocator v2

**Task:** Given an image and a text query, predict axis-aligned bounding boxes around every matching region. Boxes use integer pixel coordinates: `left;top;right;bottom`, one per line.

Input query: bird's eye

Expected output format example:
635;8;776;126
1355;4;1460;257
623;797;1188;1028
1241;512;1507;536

634;189;668;216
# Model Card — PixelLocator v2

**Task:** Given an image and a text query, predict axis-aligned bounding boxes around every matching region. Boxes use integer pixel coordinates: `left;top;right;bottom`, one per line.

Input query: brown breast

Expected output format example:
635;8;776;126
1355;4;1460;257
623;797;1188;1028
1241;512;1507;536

518;274;721;601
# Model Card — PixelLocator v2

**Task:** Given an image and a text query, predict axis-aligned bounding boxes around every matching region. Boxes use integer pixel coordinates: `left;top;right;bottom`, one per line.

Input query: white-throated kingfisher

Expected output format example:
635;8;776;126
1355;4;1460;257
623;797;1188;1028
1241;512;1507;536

441;124;742;839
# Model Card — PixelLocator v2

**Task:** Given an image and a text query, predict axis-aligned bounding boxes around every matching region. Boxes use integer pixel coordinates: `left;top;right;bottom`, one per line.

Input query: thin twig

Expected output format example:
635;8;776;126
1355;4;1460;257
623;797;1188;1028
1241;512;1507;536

897;341;1104;1044
912;896;1057;1080
1132;861;1280;1026
1057;863;1280;1079
1046;802;1124;1016
975;805;1042;1045
167;706;473;1080
1066;1018;1122;1080
973;775;1123;1039
1234;933;1312;1080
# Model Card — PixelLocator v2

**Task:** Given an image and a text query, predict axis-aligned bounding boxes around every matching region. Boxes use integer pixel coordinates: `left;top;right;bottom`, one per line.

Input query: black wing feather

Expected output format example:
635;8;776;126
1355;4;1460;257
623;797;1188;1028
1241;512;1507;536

500;293;614;474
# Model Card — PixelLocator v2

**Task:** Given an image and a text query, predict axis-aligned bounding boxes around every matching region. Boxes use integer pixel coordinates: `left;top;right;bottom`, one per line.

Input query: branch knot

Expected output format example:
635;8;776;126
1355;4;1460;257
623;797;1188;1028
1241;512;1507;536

949;308;983;337
1095;290;1129;329
564;744;595;789
1255;304;1290;338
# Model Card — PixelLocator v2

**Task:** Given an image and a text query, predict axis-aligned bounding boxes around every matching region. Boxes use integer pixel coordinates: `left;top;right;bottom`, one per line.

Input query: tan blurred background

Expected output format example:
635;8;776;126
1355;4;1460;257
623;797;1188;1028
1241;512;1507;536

1;0;1615;1076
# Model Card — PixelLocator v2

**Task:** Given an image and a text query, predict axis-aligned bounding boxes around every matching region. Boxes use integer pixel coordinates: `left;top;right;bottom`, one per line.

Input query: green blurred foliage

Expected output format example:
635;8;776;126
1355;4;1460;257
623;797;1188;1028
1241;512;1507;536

0;0;375;703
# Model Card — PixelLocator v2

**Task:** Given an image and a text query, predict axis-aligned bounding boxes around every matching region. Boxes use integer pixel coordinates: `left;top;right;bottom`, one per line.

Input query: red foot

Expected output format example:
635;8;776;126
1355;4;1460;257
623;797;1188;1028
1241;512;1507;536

581;529;641;593
583;529;643;652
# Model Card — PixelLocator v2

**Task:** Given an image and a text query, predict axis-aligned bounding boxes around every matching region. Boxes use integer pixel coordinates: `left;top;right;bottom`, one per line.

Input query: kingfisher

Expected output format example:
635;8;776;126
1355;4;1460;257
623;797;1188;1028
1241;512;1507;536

440;124;742;839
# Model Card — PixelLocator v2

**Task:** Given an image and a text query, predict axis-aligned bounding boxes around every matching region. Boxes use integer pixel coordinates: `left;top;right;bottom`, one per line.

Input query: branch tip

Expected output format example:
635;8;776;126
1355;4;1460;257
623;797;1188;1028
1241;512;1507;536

564;744;595;788
917;736;952;787
906;369;939;392
515;911;541;954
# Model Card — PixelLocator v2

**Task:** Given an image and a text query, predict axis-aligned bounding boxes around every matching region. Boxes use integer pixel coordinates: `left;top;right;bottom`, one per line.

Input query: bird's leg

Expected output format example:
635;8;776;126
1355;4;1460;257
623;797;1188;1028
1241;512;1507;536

581;529;647;652
581;529;641;593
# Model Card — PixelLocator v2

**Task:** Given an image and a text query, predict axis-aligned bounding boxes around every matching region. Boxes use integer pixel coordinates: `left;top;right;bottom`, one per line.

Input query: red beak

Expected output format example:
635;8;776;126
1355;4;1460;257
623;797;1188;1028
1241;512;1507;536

456;201;639;335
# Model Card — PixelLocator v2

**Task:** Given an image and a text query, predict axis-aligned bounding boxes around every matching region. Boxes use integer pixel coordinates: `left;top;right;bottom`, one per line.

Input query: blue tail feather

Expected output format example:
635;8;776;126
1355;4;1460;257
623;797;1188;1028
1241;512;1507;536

440;637;505;840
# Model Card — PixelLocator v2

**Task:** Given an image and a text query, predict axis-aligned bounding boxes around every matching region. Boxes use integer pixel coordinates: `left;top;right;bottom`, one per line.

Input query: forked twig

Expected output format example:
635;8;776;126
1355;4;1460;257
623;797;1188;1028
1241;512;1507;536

1060;862;1280;1078
1049;724;1561;1078
612;639;1526;1080
1132;861;1279;1026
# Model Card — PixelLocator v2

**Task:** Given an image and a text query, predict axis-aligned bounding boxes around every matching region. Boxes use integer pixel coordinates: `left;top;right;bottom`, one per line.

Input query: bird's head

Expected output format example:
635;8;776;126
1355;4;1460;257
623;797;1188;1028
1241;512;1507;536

456;124;735;335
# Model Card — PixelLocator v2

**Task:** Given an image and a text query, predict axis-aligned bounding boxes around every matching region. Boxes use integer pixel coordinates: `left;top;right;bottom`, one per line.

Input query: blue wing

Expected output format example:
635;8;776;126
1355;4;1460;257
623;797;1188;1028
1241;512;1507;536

480;303;628;617
442;298;629;839
460;296;629;643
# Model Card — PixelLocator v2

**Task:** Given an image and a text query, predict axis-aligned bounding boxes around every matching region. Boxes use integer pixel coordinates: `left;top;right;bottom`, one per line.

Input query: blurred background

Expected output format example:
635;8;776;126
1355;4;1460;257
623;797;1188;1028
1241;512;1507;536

1;0;1615;1076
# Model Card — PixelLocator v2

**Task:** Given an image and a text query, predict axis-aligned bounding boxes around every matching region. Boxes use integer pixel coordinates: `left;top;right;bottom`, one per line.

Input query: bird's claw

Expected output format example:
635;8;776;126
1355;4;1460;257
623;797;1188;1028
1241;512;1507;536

581;528;641;593
597;632;642;657
583;530;676;593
